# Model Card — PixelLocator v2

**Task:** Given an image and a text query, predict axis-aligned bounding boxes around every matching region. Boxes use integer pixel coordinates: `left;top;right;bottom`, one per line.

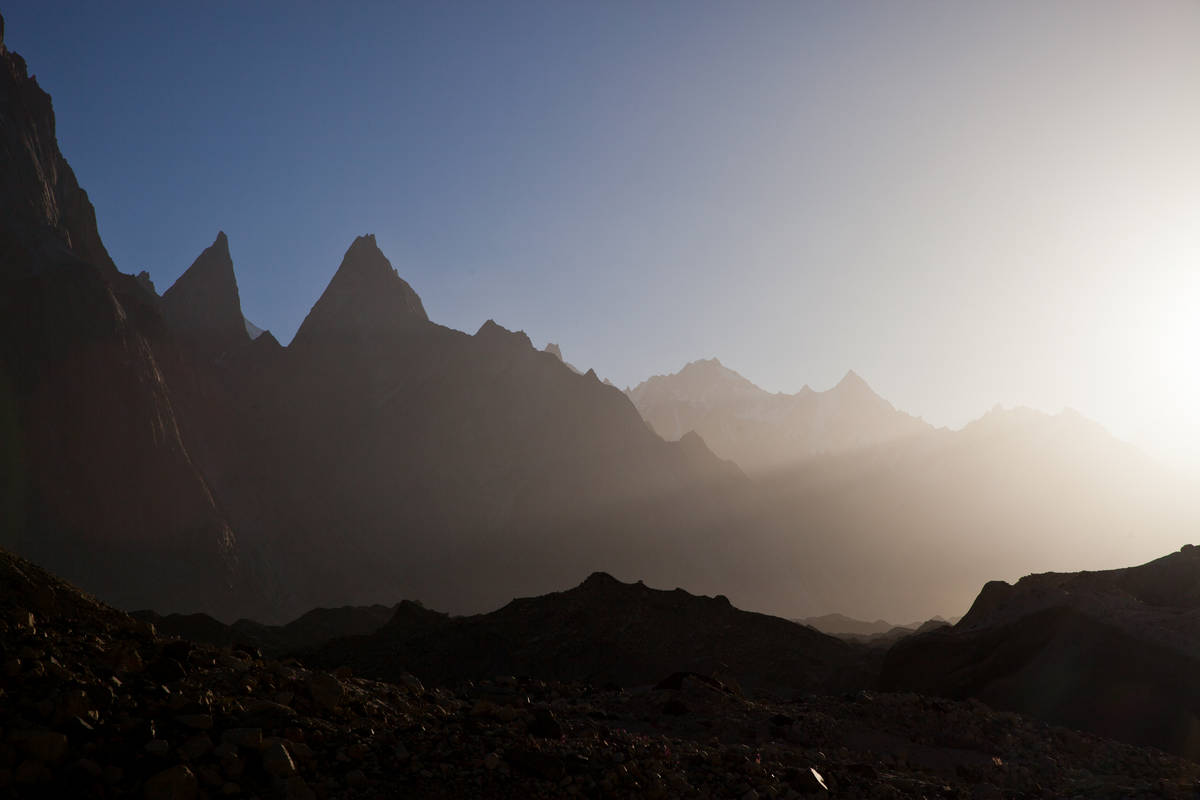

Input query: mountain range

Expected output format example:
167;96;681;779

3;16;1198;630
627;358;931;474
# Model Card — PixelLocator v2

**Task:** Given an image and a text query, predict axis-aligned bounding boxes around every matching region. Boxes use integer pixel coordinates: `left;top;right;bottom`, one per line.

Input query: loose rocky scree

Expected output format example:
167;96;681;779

3;550;1200;799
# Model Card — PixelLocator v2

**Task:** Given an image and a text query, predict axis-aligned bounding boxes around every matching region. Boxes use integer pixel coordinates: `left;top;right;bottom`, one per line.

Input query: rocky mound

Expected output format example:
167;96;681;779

5;546;1200;799
302;572;887;696
881;545;1200;759
133;603;398;658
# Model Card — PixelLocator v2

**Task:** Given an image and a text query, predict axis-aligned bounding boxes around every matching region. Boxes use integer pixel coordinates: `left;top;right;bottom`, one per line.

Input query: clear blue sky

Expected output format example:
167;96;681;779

6;2;1199;461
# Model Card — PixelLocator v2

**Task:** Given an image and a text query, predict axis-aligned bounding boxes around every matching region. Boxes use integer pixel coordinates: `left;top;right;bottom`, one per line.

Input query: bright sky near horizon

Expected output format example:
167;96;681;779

6;2;1200;464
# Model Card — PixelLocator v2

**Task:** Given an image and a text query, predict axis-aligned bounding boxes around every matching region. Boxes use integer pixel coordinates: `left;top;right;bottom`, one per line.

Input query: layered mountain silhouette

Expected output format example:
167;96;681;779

3;20;1198;634
881;545;1200;759
0;25;745;621
627;359;931;473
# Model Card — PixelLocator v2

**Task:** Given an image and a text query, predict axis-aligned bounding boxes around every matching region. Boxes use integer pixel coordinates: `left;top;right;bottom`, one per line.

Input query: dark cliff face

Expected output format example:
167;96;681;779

0;24;116;283
0;29;246;617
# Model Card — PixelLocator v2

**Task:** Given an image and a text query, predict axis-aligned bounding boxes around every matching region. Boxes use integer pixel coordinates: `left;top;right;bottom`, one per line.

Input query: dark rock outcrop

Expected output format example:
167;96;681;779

881;545;1200;759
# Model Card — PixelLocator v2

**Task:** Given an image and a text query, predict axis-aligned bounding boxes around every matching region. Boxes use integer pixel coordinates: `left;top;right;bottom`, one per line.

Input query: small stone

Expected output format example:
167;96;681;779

471;699;499;717
788;766;828;794
484;752;501;770
285;775;316;800
345;769;368;787
144;739;170;757
972;784;1003;800
529;707;563;738
56;688;92;720
150;657;187;683
14;759;45;784
221;728;263;749
397;672;424;694
143;764;198;800
306;672;343;711
175;714;213;730
289;741;314;762
21;730;69;764
262;741;297;777
113;645;145;674
178;734;213;761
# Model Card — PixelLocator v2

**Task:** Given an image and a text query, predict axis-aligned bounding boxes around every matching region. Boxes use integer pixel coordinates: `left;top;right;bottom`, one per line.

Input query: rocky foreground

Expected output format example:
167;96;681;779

3;549;1200;799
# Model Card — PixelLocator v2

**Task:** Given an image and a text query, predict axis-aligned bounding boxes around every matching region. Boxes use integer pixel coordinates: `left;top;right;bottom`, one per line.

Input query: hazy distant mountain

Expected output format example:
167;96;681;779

882;545;1200;759
802;613;901;637
743;404;1199;623
627;358;932;473
543;342;581;374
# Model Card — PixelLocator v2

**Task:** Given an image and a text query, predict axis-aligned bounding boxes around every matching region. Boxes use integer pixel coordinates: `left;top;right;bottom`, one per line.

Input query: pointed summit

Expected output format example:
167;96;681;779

161;231;248;349
832;369;873;394
291;235;428;350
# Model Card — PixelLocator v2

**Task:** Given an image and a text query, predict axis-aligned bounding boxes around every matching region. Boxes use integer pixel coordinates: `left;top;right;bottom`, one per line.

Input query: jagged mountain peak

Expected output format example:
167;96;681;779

543;341;583;374
339;234;392;279
832;368;872;393
160;231;247;349
290;235;428;349
474;318;532;350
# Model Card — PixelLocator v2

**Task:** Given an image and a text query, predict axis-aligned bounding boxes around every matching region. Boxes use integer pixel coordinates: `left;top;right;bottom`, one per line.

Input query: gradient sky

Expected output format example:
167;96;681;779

6;2;1200;463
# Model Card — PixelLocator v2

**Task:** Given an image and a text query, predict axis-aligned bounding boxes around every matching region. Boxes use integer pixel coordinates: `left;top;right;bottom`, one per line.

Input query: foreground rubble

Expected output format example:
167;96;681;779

3;549;1199;799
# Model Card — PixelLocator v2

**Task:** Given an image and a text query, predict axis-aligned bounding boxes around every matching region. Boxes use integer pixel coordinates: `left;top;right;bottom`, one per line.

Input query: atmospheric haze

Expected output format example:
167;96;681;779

6;0;1199;466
